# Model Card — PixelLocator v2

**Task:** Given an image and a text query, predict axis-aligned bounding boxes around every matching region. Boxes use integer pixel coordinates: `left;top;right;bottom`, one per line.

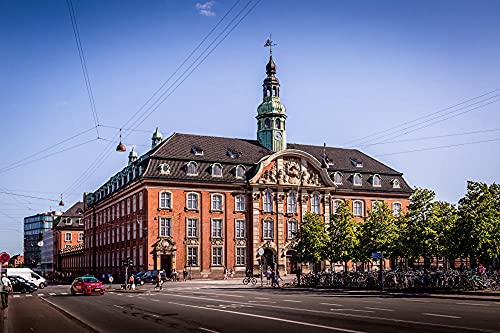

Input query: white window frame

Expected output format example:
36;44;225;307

332;199;342;214
333;172;343;185
371;200;382;212
235;219;245;239
263;219;274;239
235;247;246;266
139;192;143;210
132;195;137;212
392;179;401;189
310;192;320;214
353;173;362;186
211;163;223;177
211;247;223;266
353;200;364;216
263;191;273;213
127;198;131;215
287;219;298;239
211;219;223;239
287;191;297;213
187;246;198;266
186;192;199;210
392;202;402;216
65;232;72;242
372;174;382;187
235;165;245;179
235;195;245;212
211;194;223;211
186;161;198;176
186;218;198;238
159;191;172;209
159;217;172;237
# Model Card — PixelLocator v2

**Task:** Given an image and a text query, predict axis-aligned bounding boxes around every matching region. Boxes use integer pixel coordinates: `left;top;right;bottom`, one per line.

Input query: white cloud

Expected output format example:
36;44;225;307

195;1;216;17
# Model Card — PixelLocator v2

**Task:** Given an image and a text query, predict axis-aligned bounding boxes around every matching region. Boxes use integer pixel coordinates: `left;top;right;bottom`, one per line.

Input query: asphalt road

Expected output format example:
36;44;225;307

6;281;500;333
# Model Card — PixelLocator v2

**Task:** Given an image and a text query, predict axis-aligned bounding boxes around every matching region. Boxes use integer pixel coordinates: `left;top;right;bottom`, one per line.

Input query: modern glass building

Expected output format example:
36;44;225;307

24;213;54;269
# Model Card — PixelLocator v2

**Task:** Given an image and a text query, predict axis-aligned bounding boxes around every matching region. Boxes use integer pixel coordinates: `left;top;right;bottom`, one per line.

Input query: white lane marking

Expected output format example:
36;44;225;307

38;293;44;296
164;293;494;333
356;300;383;304
408;299;430;303
320;303;343;307
113;305;124;309
13;295;20;298
364;307;394;312
423;313;462;319
152;299;160;302
61;293;68;295
25;295;33;297
283;300;301;303
115;293;122;296
137;296;145;300
331;309;375;313
49;293;56;296
169;301;366;333
248;300;276;304
199;328;220;333
213;293;244;298
149;314;160;318
127;295;134;298
254;297;270;300
456;302;490;307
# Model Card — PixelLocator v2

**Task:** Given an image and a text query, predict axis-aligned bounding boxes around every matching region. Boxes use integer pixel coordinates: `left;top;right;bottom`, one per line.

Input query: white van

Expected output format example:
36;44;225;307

7;268;47;289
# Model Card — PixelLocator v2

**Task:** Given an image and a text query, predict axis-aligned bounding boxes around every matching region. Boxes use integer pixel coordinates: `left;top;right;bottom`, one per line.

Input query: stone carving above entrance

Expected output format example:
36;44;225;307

152;237;176;254
258;158;321;187
185;238;199;246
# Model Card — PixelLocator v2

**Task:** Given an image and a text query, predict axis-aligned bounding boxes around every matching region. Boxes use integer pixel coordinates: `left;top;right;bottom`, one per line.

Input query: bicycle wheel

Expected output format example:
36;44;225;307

251;277;257;285
243;278;249;285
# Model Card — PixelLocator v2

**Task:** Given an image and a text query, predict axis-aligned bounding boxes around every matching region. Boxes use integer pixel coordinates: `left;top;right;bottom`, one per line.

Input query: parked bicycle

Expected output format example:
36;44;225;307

242;276;258;286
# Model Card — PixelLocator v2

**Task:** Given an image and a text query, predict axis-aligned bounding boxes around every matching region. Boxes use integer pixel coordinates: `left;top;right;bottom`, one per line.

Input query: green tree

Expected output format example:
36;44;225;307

357;202;398;265
295;211;328;268
456;181;500;266
325;201;359;270
432;201;459;268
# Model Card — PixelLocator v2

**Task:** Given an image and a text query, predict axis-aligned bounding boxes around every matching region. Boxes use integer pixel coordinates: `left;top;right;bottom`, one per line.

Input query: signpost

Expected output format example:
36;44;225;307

122;257;132;289
0;252;10;264
372;252;384;291
257;248;264;287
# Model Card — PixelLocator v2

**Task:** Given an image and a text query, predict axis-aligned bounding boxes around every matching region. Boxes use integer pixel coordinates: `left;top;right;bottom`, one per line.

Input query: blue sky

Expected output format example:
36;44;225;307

0;0;499;254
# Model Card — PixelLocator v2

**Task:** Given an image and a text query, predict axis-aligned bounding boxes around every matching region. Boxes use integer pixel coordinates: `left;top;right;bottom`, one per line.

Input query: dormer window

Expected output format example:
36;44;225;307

227;148;240;159
186;161;198;176
392;179;401;189
158;163;171;175
351;158;363;168
235;165;245;179
353;173;362;186
212;163;223;177
65;218;72;225
372;174;382;187
191;146;204;156
333;172;342;185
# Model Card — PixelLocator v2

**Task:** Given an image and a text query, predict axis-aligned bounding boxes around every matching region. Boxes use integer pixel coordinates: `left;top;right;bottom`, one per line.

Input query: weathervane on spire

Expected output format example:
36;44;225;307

264;34;277;56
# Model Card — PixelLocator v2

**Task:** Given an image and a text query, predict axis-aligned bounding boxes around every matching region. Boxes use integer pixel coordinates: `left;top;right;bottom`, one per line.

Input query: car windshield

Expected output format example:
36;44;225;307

14;276;28;283
83;277;99;283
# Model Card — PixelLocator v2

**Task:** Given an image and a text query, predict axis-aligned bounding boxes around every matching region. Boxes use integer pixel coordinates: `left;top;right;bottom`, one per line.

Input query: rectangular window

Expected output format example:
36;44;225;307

127;223;131;240
160;192;172;209
139;219;143;238
211;219;222;238
236;247;246;266
263;192;273;213
211;194;223;211
121;201;125;217
235;220;245;238
65;232;72;242
132;246;136;265
187;218;198;238
211;247;222;266
287;220;298;239
187;247;198;266
132;222;136;239
187;193;198;210
263;220;274;239
121;225;125;241
139;192;143;210
235;195;245;211
159;217;172;237
139;245;143;266
127;199;131;215
132;195;137;212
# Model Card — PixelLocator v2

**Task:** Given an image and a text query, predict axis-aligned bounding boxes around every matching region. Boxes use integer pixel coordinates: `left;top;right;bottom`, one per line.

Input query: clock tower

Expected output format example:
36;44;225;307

257;38;287;152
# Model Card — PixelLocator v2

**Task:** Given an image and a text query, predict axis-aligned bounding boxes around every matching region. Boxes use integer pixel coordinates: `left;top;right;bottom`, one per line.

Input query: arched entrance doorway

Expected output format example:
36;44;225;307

285;249;298;274
262;248;275;270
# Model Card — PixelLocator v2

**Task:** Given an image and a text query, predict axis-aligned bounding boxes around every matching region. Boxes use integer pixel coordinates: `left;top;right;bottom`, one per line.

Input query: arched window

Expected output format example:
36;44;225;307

392;179;401;189
186;161;198;176
353;173;362;186
263;191;273;213
310;193;320;214
159;192;172;209
373;174;381;187
333;172;343;184
235;195;245;212
211;194;223;211
392;202;402;216
235;165;245;179
187;193;199;210
353;200;363;216
264;118;271;128
275;119;281;129
332;199;342;213
287;191;297;213
212;163;223;177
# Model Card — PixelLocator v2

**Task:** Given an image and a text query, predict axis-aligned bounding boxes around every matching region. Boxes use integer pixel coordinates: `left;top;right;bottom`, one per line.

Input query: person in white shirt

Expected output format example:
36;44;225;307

1;273;12;309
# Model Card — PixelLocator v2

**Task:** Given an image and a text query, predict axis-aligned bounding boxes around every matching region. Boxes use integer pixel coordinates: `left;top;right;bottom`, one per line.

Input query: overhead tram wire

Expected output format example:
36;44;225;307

341;88;500;147
360;96;500;148
373;138;500;157
98;124;151;133
97;137;149;148
358;128;500;148
120;0;243;137
128;0;262;133
66;0;100;137
62;0;261;196
0;191;60;203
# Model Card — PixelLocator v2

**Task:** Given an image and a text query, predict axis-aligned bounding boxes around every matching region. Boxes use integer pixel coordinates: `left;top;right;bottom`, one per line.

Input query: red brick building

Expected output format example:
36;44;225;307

83;52;412;279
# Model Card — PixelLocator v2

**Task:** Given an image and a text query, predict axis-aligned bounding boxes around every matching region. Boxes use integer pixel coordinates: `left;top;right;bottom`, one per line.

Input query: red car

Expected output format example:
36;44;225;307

70;276;106;295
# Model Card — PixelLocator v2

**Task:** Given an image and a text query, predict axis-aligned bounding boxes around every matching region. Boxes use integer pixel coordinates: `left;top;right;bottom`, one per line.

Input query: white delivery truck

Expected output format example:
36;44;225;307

7;268;47;289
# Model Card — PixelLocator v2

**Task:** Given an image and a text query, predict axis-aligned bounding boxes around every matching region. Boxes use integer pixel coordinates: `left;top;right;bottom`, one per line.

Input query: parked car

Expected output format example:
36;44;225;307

133;271;146;285
135;270;166;285
70;276;105;295
8;276;38;294
7;268;47;289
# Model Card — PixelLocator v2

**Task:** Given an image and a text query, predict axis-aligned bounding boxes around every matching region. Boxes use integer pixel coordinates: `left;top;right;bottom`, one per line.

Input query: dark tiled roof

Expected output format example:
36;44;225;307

55;202;84;229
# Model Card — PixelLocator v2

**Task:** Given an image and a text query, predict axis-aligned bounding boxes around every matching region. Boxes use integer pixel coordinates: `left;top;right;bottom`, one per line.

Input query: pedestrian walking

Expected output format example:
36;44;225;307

1;274;12;309
229;267;234;279
223;267;228;280
172;269;178;282
128;274;135;290
183;268;188;281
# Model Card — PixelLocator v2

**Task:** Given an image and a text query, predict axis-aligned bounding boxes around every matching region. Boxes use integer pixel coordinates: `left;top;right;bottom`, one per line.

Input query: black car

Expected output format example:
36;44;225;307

136;270;166;285
9;276;38;293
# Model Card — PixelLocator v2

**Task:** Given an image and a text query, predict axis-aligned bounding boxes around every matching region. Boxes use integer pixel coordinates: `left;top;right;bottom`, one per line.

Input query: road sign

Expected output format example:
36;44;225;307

109;276;114;283
371;252;383;259
37;241;44;247
0;252;10;264
257;248;264;256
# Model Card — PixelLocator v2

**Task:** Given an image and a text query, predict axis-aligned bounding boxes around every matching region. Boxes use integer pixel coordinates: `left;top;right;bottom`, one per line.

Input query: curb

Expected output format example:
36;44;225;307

39;296;102;333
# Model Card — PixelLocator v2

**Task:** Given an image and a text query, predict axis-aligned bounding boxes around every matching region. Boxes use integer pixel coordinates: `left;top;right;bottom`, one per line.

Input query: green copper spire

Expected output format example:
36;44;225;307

152;127;163;149
257;37;287;152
